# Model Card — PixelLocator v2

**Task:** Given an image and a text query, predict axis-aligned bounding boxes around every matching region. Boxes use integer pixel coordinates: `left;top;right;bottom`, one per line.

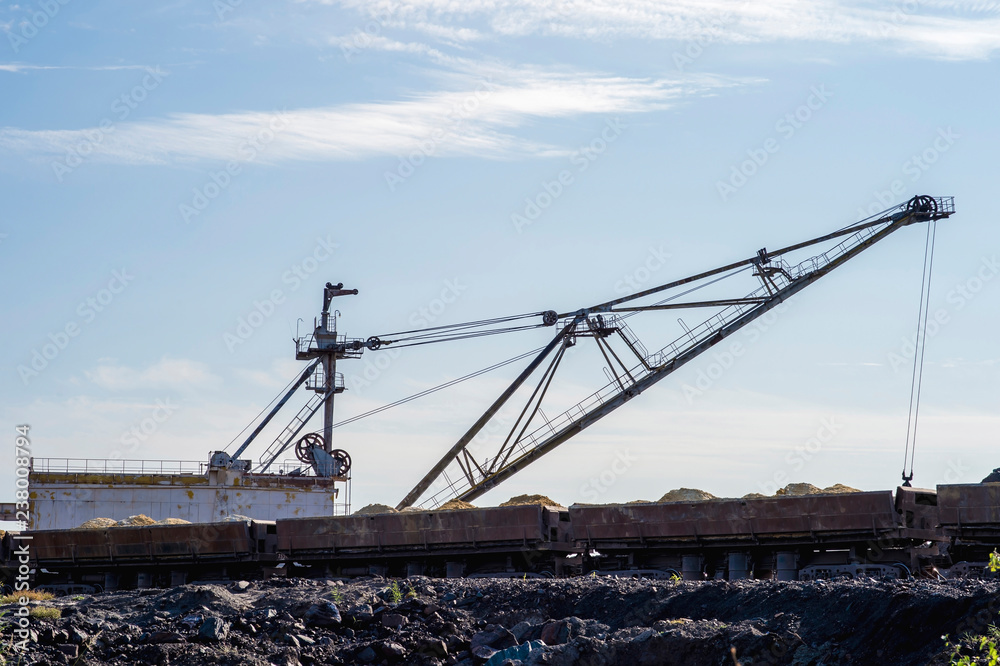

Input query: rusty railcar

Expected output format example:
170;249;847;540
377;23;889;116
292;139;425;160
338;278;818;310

936;483;1000;575
570;487;941;580
24;521;274;591
276;504;574;577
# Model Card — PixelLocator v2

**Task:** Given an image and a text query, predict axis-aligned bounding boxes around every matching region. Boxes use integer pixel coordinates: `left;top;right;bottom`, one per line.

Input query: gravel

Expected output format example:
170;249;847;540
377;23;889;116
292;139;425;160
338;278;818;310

3;576;998;665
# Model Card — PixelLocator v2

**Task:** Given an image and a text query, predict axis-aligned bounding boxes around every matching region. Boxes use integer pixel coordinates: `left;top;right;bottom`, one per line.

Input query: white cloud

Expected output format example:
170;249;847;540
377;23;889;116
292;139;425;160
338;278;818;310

318;0;1000;60
0;63;171;73
0;67;746;164
84;358;221;391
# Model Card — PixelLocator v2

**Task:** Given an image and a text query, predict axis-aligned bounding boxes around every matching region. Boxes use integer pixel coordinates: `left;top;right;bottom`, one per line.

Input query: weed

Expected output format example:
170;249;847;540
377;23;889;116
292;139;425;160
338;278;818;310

29;606;61;620
0;591;54;605
989;551;1000;574
386;581;402;605
328;588;344;604
405;588;417;600
945;616;1000;665
669;572;682;584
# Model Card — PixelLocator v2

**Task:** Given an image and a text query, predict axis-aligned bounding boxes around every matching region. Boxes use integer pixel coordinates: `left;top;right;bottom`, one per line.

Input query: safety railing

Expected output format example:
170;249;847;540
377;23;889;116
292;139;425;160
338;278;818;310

31;458;207;475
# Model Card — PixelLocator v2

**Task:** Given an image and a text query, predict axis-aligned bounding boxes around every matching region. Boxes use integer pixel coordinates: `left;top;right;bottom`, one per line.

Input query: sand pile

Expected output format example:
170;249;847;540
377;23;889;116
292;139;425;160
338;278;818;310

775;483;822;496
118;514;157;526
221;514;252;523
499;494;565;508
76;517;118;529
156;518;192;525
742;493;769;499
354;504;398;515
436;499;477;511
658;488;717;503
821;483;861;494
774;483;862;496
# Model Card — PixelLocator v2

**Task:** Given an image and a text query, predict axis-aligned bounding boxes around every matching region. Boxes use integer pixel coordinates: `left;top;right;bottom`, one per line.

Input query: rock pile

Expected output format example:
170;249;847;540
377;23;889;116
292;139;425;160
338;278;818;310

1;575;996;665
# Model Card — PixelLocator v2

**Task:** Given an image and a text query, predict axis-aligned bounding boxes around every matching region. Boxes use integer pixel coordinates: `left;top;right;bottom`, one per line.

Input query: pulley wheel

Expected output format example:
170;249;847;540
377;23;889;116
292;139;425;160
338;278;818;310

331;449;352;476
295;433;324;464
907;195;937;218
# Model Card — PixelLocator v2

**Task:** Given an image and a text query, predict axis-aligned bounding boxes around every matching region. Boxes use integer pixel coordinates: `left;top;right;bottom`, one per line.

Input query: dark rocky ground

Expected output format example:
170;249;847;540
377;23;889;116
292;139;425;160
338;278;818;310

3;576;1000;665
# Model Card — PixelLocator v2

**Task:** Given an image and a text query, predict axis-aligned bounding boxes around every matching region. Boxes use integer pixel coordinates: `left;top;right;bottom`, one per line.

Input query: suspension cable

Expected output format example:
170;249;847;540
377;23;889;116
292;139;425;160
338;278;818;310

617;265;753;321
376;312;548;342
902;219;938;485
222;363;310;452
330;346;547;428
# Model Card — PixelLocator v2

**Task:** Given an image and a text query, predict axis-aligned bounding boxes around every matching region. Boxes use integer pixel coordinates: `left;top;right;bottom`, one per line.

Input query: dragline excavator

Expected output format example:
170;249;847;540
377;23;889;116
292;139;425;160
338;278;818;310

225;195;954;512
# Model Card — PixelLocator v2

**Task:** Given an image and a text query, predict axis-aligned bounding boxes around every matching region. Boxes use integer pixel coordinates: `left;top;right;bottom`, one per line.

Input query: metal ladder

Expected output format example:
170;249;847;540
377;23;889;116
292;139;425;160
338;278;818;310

256;390;330;473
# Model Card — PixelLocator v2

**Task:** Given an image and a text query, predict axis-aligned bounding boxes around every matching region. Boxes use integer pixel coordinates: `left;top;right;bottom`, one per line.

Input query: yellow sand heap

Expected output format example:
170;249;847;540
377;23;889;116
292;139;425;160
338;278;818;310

658;488;717;503
499;494;565;508
76;517;118;529
117;514;157;526
354;504;398;515
775;483;822;496
821;483;861;494
436;499;477;511
156;518;192;525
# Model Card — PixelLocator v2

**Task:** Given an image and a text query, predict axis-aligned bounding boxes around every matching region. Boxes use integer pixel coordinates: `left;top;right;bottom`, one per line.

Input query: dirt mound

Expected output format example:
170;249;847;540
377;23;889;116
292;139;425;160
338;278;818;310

821;483;861;494
499;494;565;508
436;499;477;511
76;517;118;529
354;504;398;515
658;488;717;503
775;483;822;496
221;514;253;523
156;518;192;525
118;514;157;526
742;492;769;499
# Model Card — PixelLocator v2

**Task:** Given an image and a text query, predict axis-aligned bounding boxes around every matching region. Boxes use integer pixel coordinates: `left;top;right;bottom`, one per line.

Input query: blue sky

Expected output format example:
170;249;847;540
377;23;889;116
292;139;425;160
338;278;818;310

1;0;998;515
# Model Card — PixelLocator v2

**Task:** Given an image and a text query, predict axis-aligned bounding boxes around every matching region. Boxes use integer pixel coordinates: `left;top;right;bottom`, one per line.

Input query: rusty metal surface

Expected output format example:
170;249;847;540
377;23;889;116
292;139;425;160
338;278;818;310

29;522;254;564
30;528;110;562
107;522;253;560
278;505;546;553
938;484;1000;526
570;491;899;544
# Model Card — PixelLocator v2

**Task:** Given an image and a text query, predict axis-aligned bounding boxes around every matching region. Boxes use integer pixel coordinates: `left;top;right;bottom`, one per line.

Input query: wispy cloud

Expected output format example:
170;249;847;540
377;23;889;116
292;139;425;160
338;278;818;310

85;358;221;391
0;63;171;73
318;0;1000;60
0;66;748;165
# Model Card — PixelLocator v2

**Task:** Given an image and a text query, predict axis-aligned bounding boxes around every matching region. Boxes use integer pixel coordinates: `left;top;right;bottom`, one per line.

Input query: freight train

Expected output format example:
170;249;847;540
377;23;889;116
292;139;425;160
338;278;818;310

2;483;997;593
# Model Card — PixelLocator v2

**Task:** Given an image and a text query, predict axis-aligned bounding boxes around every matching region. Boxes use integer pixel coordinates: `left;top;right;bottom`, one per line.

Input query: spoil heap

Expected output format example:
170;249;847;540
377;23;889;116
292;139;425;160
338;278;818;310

821;483;861;494
353;504;398;515
658;488;717;502
118;514;157;526
76;517;118;529
500;494;565;508
436;499;477;511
